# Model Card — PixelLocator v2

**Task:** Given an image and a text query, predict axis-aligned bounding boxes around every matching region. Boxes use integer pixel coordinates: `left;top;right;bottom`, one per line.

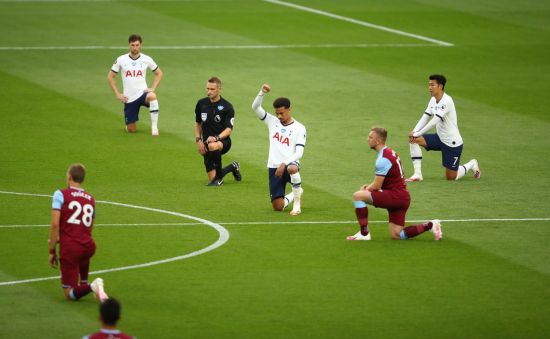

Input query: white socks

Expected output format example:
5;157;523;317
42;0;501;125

455;159;476;180
290;172;302;214
410;143;423;177
284;192;294;209
149;100;159;131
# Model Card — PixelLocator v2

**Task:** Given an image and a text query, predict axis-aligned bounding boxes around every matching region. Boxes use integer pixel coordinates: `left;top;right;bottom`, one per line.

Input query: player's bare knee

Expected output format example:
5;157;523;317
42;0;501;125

287;165;299;175
352;191;363;201
146;92;157;101
389;230;400;240
207;143;220;152
272;200;284;211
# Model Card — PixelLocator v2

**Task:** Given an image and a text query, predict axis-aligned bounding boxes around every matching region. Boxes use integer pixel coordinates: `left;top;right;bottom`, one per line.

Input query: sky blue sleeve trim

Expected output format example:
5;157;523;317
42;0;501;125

52;190;63;209
354;201;367;208
375;157;392;176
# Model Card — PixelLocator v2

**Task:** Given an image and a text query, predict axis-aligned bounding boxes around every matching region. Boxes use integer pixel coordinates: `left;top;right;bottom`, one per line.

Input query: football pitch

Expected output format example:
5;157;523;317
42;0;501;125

1;0;550;338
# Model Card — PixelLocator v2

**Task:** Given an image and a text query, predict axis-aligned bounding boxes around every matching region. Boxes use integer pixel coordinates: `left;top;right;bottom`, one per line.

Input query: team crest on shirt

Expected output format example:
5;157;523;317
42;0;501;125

441;104;446;110
201;113;207;122
215;115;221;123
218;105;224;111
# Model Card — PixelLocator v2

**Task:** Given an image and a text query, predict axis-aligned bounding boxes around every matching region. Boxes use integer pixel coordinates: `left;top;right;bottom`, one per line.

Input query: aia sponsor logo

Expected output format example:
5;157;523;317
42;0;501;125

272;131;290;146
125;70;143;77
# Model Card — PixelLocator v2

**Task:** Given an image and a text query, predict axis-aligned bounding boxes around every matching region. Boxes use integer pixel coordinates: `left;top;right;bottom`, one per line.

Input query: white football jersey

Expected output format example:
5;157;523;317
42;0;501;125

263;113;307;168
111;53;158;103
425;93;463;147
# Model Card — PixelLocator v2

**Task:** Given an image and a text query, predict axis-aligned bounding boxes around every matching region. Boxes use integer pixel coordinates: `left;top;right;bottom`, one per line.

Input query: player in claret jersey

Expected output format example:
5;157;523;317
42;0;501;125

48;164;108;302
252;84;306;215
83;298;135;339
347;128;442;241
108;34;163;135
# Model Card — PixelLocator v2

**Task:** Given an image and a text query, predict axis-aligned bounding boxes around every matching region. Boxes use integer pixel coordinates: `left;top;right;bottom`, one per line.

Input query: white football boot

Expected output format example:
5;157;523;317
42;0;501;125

346;231;371;241
289;187;303;216
90;278;109;303
472;159;481;179
430;219;442;241
405;174;423;182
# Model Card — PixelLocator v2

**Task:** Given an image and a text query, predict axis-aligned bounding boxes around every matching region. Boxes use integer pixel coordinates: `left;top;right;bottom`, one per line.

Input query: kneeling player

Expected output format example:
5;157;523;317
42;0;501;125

107;34;163;135
48;164;108;302
347;127;442;241
252;84;307;215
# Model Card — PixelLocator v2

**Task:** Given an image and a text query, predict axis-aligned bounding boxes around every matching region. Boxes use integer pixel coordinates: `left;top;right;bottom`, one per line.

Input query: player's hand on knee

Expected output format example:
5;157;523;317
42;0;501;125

275;163;285;177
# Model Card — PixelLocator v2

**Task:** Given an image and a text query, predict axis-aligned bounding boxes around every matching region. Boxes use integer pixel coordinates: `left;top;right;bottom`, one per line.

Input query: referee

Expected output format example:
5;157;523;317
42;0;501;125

194;76;242;186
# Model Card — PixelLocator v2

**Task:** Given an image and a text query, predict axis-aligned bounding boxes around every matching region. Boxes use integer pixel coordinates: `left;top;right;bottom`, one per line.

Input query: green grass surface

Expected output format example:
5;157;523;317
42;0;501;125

1;0;549;338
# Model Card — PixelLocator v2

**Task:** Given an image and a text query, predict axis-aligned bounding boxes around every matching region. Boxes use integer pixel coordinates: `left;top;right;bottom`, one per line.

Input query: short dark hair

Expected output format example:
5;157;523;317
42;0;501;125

208;77;222;86
128;34;142;43
100;298;121;326
68;164;86;183
273;97;291;109
371;127;388;143
429;74;446;89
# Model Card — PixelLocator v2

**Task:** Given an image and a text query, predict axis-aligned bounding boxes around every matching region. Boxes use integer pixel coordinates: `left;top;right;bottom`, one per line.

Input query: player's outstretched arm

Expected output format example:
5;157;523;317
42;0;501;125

251;84;270;119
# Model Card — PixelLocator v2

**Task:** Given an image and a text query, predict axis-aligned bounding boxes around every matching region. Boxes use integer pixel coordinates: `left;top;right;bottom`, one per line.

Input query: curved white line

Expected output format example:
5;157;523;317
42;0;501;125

0;190;230;286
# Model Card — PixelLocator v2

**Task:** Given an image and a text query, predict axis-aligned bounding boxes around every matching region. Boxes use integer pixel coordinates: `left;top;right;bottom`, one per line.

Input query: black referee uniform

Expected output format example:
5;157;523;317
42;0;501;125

195;96;239;184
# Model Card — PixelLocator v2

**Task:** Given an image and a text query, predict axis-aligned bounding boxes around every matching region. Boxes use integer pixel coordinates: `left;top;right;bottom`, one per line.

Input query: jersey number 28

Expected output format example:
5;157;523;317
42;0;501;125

67;201;94;227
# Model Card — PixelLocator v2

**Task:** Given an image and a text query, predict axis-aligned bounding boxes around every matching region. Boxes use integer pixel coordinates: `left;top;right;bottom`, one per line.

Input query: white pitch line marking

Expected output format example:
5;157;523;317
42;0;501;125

0;190;230;286
0;43;442;51
1;218;549;229
264;0;454;47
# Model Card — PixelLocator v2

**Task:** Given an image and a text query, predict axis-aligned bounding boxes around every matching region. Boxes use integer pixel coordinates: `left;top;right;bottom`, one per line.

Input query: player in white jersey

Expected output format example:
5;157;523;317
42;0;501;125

407;74;481;181
107;34;163;135
252;84;307;215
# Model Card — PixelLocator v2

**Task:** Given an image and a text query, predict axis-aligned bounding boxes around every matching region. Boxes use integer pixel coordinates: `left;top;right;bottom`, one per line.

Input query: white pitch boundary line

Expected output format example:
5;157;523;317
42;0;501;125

0;190;230;286
0;43;442;51
264;0;454;47
2;218;549;229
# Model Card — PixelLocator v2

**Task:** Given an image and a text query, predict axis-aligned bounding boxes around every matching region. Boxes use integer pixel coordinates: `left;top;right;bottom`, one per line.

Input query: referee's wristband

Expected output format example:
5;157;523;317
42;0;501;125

195;137;202;143
215;135;221;141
